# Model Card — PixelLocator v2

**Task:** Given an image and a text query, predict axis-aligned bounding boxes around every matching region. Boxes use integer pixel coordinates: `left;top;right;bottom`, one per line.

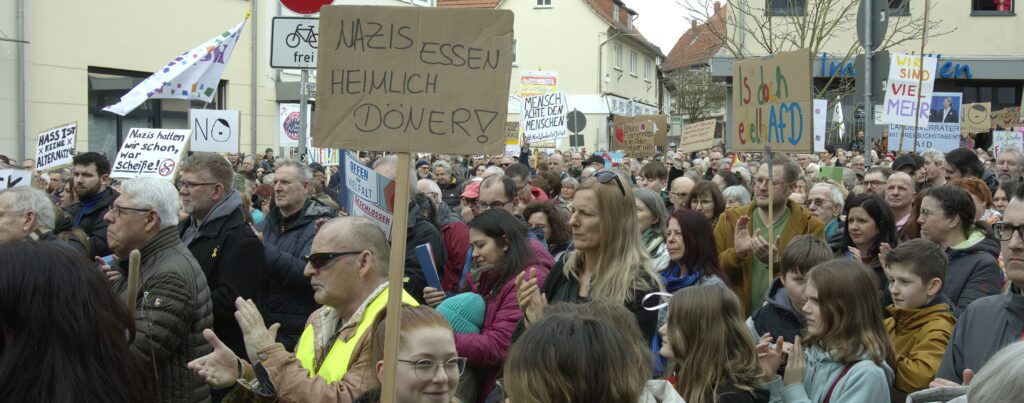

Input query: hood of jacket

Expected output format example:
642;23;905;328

269;199;336;231
637;380;686;403
885;296;956;332
765;277;805;321
949;229;1000;259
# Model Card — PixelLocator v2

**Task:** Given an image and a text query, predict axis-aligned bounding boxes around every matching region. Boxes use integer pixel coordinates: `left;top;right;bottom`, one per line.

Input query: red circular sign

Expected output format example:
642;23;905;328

280;0;333;14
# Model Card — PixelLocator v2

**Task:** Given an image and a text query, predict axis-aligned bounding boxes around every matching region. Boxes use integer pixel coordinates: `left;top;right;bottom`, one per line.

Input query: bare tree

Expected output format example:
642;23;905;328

669;68;727;122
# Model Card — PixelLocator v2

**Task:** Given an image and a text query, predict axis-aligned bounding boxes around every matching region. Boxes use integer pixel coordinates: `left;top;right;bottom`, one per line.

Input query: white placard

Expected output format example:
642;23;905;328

881;54;938;127
888;92;962;153
0;169;31;190
279;103;311;146
522;91;568;143
271;17;319;69
190;109;240;153
342;152;394;239
35;122;77;171
813;99;827;153
111;128;191;179
992;130;1024;157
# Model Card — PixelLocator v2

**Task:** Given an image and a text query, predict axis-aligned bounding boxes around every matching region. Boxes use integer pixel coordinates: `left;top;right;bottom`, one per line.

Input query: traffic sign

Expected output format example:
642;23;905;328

271;17;319;69
280;0;333;15
857;0;888;51
566;109;586;134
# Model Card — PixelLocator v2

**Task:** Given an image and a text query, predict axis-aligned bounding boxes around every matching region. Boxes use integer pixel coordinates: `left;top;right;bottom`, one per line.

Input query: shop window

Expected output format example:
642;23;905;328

973;0;1014;15
767;0;806;16
889;0;910;16
88;67;225;158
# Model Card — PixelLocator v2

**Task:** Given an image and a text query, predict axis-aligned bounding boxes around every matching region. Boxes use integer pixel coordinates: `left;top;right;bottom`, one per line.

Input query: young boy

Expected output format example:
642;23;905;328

746;235;832;350
884;238;957;400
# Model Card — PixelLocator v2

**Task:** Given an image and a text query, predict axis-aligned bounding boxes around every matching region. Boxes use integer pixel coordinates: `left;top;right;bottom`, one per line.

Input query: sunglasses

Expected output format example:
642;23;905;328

595;170;626;196
303;251;363;269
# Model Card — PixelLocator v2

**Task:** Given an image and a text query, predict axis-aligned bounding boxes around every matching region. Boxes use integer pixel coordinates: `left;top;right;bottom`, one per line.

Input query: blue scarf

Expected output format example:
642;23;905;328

659;263;704;293
76;189;109;226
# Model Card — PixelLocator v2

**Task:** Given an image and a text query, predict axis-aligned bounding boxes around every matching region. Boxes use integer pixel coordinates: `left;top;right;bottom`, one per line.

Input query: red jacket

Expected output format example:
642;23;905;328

440;221;470;292
455;238;554;402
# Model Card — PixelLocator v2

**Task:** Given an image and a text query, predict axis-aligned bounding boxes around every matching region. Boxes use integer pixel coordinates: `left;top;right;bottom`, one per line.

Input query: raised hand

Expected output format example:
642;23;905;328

783;335;806;386
187;329;241;389
234;297;280;364
756;333;785;382
734;215;757;258
515;268;547;326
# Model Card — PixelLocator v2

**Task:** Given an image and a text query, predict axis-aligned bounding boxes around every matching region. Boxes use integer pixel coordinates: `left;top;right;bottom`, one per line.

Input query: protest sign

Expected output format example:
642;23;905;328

279;103;311;146
880;54;937;127
961;103;992;134
731;49;814;152
504;121;520;157
35;123;77;171
621;120;656;158
342;152;395;238
635;115;669;147
190;109;240;153
888;92;962;153
111;128;191;179
599;151;624;169
813;99;827;153
992;130;1024;157
991;107;1023;130
819;166;845;182
0;169;31;190
313;6;514;155
679;119;717;153
520;70;557;98
522;92;569;143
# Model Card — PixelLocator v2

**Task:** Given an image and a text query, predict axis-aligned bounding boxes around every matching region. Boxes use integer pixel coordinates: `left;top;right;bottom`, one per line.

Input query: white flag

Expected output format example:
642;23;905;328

103;18;247;116
833;100;846;141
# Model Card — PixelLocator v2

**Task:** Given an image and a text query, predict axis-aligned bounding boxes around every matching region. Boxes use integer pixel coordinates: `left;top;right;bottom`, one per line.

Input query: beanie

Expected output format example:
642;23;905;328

437;292;486;334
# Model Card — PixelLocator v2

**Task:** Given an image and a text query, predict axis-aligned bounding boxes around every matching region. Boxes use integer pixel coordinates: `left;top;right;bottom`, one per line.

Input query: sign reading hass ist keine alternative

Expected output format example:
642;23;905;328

313;6;514;155
111;128;191;179
731;49;813;152
35;123;77;171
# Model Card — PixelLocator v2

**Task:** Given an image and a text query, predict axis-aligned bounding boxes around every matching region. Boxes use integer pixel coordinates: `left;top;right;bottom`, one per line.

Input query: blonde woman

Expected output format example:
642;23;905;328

516;170;663;343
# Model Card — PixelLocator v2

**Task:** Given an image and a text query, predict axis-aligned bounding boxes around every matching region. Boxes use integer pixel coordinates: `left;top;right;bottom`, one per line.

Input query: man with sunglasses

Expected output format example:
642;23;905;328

189;217;418;402
177;153;265;376
935;182;1024;386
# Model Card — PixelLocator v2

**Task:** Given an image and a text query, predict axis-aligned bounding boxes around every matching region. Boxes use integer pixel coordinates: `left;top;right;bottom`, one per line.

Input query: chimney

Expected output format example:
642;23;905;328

691;19;698;29
714;1;721;12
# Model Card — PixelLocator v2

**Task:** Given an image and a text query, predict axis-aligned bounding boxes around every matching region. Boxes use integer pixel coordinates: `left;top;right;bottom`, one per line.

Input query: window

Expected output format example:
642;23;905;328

630;51;637;75
88;67;226;158
512;39;517;65
536;0;551;7
613;4;620;20
614;43;622;69
644;58;652;80
888;0;910;16
766;0;806;16
973;0;1014;15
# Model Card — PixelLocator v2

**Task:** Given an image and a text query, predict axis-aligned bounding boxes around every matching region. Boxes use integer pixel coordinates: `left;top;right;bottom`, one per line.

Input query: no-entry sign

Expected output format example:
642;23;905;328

280;0;332;14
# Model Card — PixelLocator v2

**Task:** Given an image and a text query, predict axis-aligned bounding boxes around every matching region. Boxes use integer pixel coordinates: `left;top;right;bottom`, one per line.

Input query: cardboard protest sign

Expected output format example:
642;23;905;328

991;107;1023;130
111;128;191;179
621;120;656;158
635;115;669;147
520;70;557;97
992;130;1024;157
522;92;568;143
813;99;827;153
341;152;395;238
313;6;514;155
190;109;240;153
679;119;717;153
961;103;992;134
0;169;31;190
35;123;77;171
880;54;938;127
888;92;962;153
504;121;520;157
731;49;814;152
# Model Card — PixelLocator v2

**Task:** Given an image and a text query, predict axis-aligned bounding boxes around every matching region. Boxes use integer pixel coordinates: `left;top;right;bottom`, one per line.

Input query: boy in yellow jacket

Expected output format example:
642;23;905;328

883;239;957;401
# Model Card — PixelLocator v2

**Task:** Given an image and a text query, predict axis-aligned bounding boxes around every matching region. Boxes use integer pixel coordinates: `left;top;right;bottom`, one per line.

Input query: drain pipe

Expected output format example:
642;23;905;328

251;0;259;157
17;0;26;160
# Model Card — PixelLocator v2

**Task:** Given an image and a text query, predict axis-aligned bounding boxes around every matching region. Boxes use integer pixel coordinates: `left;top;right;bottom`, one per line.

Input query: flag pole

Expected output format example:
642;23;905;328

380;152;412;403
911;0;930;154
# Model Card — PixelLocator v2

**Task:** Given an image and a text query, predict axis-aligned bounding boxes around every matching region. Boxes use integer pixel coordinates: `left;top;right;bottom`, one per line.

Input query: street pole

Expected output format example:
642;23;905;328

911;0;930;154
298;69;309;162
862;0;873;166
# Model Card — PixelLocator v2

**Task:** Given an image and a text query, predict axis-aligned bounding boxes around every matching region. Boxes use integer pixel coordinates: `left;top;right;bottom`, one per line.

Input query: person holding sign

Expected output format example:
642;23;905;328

714;155;825;315
64;152;119;258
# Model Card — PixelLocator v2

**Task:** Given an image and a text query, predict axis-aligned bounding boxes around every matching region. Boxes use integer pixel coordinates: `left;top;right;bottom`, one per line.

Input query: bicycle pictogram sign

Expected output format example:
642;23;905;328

285;24;317;49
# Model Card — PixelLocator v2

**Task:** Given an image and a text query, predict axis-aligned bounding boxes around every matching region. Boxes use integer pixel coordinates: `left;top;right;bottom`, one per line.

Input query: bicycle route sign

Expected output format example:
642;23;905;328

271;17;319;69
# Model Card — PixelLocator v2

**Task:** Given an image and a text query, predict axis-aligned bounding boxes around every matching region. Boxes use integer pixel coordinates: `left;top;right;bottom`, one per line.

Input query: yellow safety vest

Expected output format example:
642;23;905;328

294;287;419;383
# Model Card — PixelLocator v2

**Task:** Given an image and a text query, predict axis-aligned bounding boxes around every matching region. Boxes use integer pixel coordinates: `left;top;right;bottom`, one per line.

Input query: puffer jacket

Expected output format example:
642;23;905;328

763;345;894;403
456;238;554;402
113;226;214;403
257;199;338;350
884;297;956;397
944;230;1002;312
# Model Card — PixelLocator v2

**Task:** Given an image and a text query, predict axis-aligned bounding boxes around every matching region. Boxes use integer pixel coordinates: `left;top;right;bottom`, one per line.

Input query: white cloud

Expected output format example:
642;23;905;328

623;0;698;55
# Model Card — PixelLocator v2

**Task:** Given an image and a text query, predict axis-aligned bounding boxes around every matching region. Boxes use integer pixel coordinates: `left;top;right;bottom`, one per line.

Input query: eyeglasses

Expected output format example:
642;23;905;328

596;170;625;196
805;198;830;207
111;205;152;218
863;180;886;187
398;357;467;381
993;223;1024;242
476;199;512;211
303;251;363;269
669;191;689;199
176;181;218;191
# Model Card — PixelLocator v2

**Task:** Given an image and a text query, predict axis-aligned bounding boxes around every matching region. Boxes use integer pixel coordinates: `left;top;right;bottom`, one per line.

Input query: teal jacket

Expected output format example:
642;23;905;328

764;345;893;403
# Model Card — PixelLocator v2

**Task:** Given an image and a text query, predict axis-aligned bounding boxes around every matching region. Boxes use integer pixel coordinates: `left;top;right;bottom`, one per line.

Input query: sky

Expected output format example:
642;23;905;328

623;0;700;55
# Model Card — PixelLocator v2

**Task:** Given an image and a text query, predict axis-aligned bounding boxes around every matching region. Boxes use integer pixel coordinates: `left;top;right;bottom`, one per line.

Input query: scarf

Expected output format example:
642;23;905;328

659;263;704;294
76;189;109;226
641;228;664;257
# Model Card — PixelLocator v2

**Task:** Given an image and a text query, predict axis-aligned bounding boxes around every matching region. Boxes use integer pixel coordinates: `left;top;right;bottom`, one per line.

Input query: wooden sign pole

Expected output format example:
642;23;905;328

765;146;774;277
380;152;412;403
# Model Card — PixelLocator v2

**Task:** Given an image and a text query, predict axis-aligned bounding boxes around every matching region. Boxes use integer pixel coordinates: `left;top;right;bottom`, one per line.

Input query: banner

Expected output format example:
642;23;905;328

888;92;962;153
0;169;31;190
342;152;395;238
992;107;1023;130
313;6;514;155
522;92;569;143
279;103;311;146
813;99;826;153
190;109;240;153
992;130;1024;157
679;119;717;153
103;18;247;116
35;122;77;171
880;54;938;127
111;128;191;179
520;70;557;98
504;121;520;157
961;102;992;134
612;114;668;150
731;49;813;152
622;120;656;158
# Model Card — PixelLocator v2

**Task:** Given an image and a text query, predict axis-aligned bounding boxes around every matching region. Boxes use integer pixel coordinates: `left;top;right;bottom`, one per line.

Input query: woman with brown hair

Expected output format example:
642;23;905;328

522;201;573;260
685;181;727;227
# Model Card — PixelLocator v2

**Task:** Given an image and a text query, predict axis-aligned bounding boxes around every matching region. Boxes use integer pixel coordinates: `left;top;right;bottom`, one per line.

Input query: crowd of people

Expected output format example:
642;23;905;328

0;140;1023;403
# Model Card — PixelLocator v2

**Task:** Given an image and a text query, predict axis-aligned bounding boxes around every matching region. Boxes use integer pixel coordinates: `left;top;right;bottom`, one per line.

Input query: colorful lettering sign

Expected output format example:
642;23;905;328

881;54;938;127
731;49;814;152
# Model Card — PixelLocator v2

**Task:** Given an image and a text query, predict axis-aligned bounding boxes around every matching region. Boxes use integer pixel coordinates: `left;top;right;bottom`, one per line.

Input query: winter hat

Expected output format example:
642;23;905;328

437;292;486;334
416;160;431;169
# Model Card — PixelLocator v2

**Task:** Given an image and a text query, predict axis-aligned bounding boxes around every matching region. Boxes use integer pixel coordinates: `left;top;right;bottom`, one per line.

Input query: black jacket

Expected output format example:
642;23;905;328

438;179;464;210
177;197;265;360
944;231;1002;312
403;202;447;304
63;187;119;257
749;278;804;344
256;199;337;350
937;289;1024;384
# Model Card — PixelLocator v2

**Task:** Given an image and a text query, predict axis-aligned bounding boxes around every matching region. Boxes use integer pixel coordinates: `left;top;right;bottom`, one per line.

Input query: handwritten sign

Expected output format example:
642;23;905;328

731;49;813;152
190;109;240;153
0;169;31;190
960;103;991;134
881;54;938;127
888;92;962;153
612;115;667;150
111;128;191;179
520;70;557;98
679;119;717;153
991;107;1023;130
504;121;520;157
522;92;568;143
622;120;656;158
813;99;827;153
313;6;513;155
992;130;1024;157
35;123;77;171
342;152;395;238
